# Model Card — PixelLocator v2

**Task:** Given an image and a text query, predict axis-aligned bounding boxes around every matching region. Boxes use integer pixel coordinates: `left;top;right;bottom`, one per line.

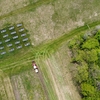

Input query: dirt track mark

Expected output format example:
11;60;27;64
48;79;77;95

3;76;15;100
45;59;66;100
13;76;28;100
0;77;8;100
11;76;21;100
37;65;50;100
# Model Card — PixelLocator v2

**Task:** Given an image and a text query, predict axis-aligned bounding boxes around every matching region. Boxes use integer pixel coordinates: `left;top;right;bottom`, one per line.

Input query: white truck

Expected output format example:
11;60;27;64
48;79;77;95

32;61;39;73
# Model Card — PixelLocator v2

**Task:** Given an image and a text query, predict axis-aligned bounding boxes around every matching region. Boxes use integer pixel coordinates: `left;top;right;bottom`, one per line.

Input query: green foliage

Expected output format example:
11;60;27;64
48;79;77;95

82;38;99;49
69;29;100;99
82;97;100;100
68;40;76;49
74;50;85;62
81;83;96;97
95;30;100;41
84;50;98;63
76;65;88;83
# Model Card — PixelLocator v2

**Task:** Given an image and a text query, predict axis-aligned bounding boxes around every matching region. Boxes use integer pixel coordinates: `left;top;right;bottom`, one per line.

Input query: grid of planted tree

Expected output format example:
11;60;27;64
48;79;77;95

0;23;31;56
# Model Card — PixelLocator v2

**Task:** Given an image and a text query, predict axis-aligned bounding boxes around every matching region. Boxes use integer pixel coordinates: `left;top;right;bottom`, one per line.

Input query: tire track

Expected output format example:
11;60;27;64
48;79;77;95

37;64;50;100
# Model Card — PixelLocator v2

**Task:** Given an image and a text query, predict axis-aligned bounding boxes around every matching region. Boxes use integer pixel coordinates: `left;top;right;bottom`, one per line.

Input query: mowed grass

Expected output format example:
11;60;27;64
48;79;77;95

36;58;58;100
0;75;16;100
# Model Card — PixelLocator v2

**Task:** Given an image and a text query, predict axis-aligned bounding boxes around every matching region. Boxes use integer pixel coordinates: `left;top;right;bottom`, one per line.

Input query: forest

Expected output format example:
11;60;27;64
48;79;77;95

69;26;100;100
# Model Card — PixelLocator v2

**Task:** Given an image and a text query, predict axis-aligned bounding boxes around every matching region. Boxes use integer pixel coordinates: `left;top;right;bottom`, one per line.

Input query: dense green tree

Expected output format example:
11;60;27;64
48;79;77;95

76;65;88;83
81;83;96;97
84;50;98;63
72;50;85;63
68;40;77;49
82;38;99;49
95;30;100;41
69;30;100;100
82;97;100;100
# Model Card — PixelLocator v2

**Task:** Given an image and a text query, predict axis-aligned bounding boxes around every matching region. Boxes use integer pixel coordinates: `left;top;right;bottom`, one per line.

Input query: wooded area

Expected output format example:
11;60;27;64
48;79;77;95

69;27;100;100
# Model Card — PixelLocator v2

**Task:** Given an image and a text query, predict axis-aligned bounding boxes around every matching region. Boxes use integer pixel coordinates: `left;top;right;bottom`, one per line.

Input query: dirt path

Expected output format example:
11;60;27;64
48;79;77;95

11;76;28;100
11;76;21;100
44;55;81;100
38;70;50;100
45;59;64;100
3;76;15;100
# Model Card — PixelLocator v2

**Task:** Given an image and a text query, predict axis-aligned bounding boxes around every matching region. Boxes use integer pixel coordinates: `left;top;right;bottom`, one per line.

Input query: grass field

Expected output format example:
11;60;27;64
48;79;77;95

0;0;100;100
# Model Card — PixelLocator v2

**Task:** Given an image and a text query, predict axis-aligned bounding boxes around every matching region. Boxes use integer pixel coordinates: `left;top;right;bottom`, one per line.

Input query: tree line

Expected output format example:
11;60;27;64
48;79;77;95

69;27;100;100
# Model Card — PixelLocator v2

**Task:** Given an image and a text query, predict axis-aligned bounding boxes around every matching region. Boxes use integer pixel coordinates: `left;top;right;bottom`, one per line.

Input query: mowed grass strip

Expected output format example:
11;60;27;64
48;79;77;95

3;76;15;100
36;58;58;100
0;77;8;100
0;0;54;20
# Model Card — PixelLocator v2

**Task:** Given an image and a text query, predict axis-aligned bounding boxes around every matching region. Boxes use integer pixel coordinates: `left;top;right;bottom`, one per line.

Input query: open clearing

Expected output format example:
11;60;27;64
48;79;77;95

0;0;100;100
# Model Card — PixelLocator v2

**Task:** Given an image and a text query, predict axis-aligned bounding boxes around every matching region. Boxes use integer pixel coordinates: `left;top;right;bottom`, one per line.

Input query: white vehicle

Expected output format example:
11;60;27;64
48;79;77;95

1;29;6;33
9;26;14;30
7;44;12;47
35;69;39;73
32;61;39;73
24;42;30;46
13;36;18;39
9;48;14;52
5;39;10;42
3;34;8;38
16;45;22;49
15;41;20;44
17;23;22;27
11;31;16;35
1;51;6;55
19;28;24;32
33;65;37;69
0;46;4;50
21;33;26;37
23;38;28;42
0;42;2;44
